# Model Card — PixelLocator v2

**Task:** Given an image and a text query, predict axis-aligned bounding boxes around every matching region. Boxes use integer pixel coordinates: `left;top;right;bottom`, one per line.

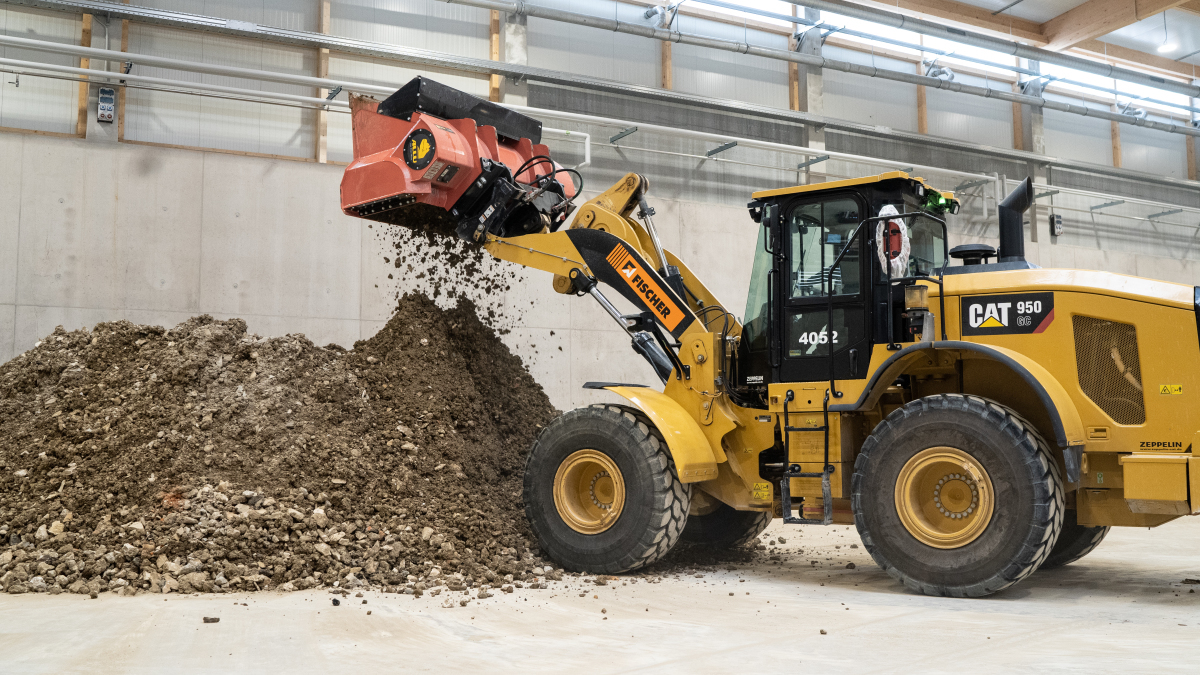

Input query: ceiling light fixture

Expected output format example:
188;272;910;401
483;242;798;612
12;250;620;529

1157;12;1176;52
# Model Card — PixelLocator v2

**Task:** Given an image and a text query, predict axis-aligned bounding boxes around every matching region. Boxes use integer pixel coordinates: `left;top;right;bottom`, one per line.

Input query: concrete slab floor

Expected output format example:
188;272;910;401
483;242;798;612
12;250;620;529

2;519;1198;674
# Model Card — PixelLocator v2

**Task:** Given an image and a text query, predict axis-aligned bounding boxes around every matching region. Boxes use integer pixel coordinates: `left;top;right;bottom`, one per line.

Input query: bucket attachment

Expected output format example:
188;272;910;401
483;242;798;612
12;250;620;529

340;77;577;242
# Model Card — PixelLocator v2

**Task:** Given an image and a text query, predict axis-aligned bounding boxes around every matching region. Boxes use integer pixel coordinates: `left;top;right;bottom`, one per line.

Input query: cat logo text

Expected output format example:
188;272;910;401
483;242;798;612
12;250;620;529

961;292;1055;336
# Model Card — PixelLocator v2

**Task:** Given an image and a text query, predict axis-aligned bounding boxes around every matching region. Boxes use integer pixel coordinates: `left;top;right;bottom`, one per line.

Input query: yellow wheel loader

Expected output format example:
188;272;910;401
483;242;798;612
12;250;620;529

341;78;1200;597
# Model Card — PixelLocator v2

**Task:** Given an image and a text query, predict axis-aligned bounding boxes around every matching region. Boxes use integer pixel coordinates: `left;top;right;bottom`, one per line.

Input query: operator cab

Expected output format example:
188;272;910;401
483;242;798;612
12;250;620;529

734;172;958;406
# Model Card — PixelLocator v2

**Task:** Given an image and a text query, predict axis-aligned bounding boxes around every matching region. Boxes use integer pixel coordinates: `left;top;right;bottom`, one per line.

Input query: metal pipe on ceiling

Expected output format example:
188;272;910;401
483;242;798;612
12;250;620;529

3;2;1198;192
4;52;1194;226
8;13;1187;133
777;0;1200;98
0;57;590;163
0;34;395;97
524;103;1200;222
444;0;1200;140
0;56;352;108
504;102;990;182
11;0;1199;101
692;0;1200;117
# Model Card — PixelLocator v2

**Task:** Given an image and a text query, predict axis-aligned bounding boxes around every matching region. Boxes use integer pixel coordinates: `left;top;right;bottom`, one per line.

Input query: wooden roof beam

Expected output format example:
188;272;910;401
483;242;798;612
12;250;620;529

809;1;1198;82
1040;0;1190;52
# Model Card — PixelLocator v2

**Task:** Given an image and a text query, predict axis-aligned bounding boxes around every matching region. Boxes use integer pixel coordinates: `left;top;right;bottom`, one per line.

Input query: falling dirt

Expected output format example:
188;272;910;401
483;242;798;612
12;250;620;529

365;205;525;334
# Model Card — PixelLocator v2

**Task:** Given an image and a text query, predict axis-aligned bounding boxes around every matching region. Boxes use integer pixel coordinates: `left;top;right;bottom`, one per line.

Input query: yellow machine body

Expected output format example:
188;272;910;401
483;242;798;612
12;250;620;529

479;170;1200;530
765;268;1199;528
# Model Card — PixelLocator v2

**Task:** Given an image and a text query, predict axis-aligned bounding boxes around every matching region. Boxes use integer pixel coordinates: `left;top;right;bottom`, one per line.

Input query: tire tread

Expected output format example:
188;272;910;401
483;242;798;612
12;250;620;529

851;394;1065;597
523;404;689;574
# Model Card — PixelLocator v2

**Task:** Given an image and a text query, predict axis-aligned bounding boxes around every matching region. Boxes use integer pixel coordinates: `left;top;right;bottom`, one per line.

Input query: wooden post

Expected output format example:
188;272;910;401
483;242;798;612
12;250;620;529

314;0;331;163
117;11;129;142
661;41;672;90
76;14;93;137
1011;82;1023;151
787;34;799;110
489;10;502;102
1109;105;1122;168
916;62;928;135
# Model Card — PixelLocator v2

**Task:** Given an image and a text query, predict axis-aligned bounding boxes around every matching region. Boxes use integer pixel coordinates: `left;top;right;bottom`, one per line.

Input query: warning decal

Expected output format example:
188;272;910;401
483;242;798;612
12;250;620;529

961;292;1055;336
752;482;772;500
1160;385;1183;395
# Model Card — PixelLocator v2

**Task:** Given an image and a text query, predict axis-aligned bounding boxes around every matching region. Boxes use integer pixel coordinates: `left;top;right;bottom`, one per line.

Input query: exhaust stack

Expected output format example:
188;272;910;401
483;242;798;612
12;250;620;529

998;177;1033;263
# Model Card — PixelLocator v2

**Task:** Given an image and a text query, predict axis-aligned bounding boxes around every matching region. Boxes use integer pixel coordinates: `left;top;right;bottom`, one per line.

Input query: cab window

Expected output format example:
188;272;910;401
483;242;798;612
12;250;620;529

741;226;772;353
906;213;948;277
788;197;861;298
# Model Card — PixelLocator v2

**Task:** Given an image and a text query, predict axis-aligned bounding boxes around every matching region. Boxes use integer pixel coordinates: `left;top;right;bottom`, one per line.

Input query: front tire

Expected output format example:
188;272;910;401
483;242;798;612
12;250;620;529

851;394;1064;597
523;405;690;574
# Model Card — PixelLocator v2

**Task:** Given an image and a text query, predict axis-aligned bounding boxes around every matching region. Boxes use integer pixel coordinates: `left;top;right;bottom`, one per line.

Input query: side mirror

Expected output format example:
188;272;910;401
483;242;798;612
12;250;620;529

763;202;782;255
763;202;781;228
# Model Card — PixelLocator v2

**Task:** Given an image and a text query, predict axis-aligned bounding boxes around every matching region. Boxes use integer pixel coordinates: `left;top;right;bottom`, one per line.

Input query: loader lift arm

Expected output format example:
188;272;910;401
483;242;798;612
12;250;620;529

478;178;740;386
339;78;743;386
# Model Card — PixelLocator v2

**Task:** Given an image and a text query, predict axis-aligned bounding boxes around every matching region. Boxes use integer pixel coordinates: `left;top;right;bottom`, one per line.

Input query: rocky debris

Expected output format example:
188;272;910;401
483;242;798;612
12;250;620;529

203;617;220;623
0;293;561;597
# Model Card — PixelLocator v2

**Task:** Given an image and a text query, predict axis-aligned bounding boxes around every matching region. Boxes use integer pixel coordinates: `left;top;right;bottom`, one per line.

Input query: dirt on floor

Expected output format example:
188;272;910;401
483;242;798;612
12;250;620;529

0;292;564;598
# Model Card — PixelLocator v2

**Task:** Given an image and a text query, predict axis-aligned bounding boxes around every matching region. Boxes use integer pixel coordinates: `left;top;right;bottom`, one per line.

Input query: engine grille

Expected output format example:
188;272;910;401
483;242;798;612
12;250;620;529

1073;315;1146;425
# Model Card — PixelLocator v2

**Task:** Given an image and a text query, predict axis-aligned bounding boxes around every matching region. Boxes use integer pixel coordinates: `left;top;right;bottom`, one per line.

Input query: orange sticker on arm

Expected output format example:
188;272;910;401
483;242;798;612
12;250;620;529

606;246;684;332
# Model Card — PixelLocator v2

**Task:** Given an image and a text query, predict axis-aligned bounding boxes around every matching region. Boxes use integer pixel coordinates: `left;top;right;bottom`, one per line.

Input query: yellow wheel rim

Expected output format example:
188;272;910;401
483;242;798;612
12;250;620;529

894;446;994;549
553;449;626;534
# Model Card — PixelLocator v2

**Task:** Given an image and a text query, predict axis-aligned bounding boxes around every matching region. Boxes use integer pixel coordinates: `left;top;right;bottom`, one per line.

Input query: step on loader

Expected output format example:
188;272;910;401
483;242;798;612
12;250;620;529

341;77;1200;597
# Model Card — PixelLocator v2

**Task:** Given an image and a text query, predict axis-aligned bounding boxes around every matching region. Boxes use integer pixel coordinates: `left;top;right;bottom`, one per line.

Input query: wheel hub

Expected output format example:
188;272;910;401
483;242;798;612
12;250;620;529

895;446;994;549
553;449;626;534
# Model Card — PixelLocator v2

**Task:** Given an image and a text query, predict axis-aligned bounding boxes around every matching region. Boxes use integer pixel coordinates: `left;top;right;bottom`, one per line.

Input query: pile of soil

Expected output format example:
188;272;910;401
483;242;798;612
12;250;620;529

0;293;560;597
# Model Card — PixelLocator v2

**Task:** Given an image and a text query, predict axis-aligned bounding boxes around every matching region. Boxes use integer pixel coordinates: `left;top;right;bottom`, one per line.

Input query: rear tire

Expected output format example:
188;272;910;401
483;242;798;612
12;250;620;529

851;394;1064;597
680;503;772;549
1040;509;1109;569
523;404;690;574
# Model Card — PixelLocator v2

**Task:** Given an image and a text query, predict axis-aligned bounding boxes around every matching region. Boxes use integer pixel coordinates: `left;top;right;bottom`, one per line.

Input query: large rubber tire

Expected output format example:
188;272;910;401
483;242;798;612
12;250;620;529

851;394;1064;597
680;503;772;549
1039;509;1109;569
523;404;690;574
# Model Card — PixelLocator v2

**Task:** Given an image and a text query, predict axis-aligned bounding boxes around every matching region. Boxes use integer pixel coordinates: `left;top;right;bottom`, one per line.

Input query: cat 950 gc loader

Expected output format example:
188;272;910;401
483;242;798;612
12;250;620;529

341;77;1200;597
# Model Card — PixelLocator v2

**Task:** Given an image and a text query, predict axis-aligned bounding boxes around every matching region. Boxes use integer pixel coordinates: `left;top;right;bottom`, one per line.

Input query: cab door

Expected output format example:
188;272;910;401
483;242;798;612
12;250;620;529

777;193;871;383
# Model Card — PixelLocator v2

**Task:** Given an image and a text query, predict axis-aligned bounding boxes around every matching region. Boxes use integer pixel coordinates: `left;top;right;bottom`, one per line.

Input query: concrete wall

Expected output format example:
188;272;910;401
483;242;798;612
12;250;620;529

4;130;1200;414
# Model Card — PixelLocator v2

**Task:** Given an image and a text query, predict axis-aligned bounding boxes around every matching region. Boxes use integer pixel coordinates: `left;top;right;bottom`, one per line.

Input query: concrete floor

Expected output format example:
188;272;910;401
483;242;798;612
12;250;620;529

2;520;1198;674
